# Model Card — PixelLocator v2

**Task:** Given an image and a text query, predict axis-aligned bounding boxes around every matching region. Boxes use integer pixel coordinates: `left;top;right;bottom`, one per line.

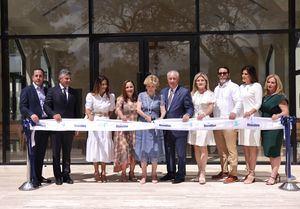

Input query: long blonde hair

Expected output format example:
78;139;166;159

192;72;210;95
263;74;284;95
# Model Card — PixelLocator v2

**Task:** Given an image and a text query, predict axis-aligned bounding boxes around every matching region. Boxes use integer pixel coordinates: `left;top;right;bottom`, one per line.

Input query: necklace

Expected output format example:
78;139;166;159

147;93;155;114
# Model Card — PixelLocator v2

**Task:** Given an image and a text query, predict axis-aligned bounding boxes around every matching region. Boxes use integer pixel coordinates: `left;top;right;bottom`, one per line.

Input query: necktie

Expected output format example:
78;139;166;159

37;86;46;117
63;87;68;101
167;89;174;110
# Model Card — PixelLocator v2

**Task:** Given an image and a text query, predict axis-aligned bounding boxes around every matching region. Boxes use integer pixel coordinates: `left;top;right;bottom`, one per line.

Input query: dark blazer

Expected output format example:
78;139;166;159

20;85;48;119
161;85;194;138
43;85;80;119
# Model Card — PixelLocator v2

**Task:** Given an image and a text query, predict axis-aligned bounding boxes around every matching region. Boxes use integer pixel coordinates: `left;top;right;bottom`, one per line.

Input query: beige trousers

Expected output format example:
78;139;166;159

213;130;238;176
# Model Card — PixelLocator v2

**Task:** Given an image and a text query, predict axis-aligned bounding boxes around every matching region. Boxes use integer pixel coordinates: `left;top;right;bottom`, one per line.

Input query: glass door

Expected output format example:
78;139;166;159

97;40;140;96
148;40;191;89
96;37;197;162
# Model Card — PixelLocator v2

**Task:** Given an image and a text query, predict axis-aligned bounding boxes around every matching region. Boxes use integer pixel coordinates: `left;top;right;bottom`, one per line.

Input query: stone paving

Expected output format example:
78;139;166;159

0;164;300;209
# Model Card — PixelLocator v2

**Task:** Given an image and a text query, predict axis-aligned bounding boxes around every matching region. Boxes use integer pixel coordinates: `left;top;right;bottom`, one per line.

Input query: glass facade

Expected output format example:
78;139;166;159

8;38;89;163
99;42;139;95
200;0;288;31
8;0;88;34
94;0;195;33
148;41;190;88
200;34;289;92
0;0;299;164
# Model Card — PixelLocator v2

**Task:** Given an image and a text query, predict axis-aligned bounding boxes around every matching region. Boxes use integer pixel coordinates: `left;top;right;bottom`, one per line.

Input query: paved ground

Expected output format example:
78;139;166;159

0;164;300;209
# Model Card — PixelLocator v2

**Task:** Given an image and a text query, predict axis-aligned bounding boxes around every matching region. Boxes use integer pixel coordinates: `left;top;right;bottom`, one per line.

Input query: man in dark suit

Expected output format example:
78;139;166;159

160;70;194;184
20;68;51;188
43;69;80;185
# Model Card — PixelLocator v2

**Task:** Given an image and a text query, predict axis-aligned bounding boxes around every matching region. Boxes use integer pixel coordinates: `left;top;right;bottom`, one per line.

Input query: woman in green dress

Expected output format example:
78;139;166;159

260;74;289;185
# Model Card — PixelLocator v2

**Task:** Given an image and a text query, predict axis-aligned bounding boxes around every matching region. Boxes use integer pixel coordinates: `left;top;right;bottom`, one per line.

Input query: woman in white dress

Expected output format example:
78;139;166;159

188;72;215;184
85;75;115;182
239;65;262;184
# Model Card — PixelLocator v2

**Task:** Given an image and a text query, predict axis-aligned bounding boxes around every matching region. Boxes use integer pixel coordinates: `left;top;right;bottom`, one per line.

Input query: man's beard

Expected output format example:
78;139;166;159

219;78;228;85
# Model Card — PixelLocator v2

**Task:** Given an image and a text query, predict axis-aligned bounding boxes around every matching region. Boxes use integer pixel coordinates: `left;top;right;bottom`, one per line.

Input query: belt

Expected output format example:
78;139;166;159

94;112;109;117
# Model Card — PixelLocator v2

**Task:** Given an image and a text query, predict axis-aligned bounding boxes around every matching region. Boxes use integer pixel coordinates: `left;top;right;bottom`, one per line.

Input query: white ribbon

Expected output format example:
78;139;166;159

30;117;283;131
155;117;283;131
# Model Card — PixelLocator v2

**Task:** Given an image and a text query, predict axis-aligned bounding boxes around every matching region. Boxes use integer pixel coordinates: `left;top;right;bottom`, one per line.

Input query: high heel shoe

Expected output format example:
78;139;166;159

199;172;206;185
120;172;128;182
101;172;107;183
94;171;101;182
152;175;158;184
244;171;255;184
266;174;280;185
128;171;137;182
191;171;200;182
139;176;146;184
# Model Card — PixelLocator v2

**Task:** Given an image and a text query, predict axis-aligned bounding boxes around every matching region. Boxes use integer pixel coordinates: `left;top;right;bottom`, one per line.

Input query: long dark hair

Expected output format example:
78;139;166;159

122;80;137;102
241;65;258;83
92;75;110;98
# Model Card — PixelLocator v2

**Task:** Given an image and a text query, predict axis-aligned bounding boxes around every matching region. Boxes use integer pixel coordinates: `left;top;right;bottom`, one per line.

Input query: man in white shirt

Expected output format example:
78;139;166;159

20;68;52;188
213;67;242;183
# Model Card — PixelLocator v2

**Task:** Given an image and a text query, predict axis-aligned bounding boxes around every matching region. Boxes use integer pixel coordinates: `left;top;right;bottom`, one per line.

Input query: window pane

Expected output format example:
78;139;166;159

99;42;139;95
200;34;288;162
94;0;195;33
8;38;89;163
200;0;288;31
8;0;88;35
148;41;190;89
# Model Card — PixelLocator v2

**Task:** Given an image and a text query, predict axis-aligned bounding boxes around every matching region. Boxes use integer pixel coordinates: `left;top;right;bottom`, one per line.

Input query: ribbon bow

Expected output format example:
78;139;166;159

280;116;296;126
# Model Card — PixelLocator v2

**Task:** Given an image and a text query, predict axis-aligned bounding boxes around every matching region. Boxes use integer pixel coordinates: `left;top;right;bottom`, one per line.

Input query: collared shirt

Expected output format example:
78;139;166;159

168;85;178;98
213;80;242;118
33;82;47;117
167;85;178;110
59;83;69;100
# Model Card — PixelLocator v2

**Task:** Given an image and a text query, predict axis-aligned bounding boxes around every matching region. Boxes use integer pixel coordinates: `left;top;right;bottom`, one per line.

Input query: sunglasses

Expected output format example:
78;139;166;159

218;72;228;75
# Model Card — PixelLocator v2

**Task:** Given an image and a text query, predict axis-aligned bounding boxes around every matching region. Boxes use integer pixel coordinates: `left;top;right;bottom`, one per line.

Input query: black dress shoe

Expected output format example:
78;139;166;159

63;178;74;184
172;178;185;184
32;181;41;188
160;174;175;181
40;177;52;184
55;178;63;185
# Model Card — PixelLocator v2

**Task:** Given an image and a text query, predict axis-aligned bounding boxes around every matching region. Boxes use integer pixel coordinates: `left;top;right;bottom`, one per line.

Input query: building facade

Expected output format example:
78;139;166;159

1;0;300;164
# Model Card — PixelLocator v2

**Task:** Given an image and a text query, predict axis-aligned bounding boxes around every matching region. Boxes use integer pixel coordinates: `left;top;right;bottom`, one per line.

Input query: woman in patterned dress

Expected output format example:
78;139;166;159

114;80;138;182
188;72;215;184
85;75;115;182
135;75;166;184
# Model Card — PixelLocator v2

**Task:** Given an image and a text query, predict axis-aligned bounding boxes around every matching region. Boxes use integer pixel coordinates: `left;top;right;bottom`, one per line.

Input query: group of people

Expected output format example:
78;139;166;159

20;65;288;188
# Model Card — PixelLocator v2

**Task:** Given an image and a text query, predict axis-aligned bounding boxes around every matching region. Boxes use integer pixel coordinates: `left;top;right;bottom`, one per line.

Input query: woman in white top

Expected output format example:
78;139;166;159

188;72;215;184
239;65;262;184
85;75;115;182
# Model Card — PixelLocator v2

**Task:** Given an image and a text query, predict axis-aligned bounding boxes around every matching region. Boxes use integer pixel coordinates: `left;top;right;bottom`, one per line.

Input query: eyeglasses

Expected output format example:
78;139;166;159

218;72;228;75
